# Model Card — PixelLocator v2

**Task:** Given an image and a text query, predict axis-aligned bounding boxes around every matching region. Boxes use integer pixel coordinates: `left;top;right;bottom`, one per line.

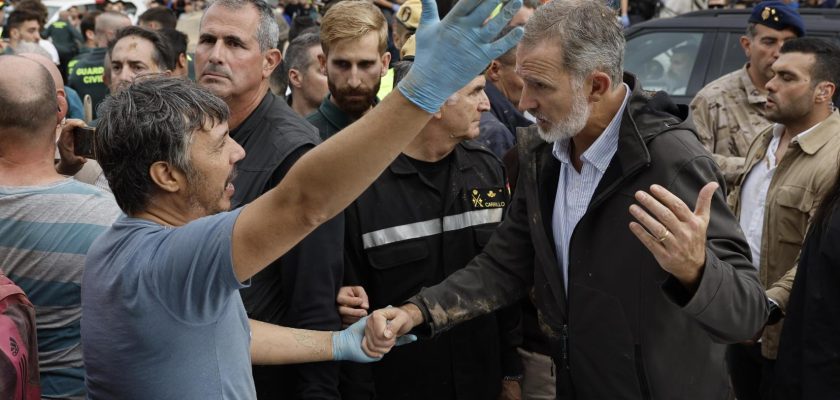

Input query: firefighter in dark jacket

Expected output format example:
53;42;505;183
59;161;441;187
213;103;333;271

338;69;524;400
362;2;768;399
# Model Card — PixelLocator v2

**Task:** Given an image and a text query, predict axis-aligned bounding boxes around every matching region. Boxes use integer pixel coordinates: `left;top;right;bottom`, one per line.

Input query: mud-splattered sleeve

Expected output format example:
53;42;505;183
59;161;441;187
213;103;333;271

407;179;534;337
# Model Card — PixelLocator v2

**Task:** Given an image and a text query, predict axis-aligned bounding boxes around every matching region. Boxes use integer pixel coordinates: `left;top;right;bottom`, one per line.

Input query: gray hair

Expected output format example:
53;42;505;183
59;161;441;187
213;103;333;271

207;0;280;52
521;0;625;87
273;31;321;94
286;32;321;71
95;76;230;215
746;22;758;39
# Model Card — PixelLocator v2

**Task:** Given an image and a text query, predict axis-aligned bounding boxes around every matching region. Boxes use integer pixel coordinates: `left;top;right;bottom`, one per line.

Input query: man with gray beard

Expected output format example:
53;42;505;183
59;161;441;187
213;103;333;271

363;0;768;398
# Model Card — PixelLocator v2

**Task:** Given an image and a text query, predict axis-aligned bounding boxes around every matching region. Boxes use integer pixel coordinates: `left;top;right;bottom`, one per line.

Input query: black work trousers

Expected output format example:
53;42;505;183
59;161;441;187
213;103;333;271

726;342;775;400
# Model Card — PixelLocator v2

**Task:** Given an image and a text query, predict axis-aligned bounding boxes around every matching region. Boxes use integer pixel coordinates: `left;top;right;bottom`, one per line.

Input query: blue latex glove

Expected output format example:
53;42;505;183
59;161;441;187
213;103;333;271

332;315;418;362
391;2;401;12
619;14;630;28
396;0;524;113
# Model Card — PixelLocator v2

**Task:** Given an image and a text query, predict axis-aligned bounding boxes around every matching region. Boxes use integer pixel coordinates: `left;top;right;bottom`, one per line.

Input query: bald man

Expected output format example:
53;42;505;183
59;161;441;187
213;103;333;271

15;48;69;123
66;11;131;119
0;55;122;400
11;44;102;186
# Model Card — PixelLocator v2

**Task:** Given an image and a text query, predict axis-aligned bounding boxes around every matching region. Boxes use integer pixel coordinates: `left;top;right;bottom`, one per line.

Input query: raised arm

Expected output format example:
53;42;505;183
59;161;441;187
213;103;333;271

231;0;524;282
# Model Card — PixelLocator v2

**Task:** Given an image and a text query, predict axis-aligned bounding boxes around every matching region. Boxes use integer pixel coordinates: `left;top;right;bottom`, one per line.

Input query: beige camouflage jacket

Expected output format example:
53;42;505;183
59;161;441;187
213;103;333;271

690;65;773;189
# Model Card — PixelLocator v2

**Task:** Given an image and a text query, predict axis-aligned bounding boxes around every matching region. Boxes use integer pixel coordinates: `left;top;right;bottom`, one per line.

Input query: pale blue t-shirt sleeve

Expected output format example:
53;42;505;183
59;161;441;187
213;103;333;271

146;209;248;322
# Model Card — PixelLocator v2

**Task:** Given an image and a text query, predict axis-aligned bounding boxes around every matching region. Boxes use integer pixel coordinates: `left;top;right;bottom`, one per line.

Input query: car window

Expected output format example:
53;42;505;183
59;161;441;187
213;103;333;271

719;32;747;78
625;32;704;96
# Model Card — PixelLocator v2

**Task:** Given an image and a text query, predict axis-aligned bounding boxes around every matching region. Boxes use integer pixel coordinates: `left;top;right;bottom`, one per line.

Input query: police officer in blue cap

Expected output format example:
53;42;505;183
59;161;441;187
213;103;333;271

690;0;805;188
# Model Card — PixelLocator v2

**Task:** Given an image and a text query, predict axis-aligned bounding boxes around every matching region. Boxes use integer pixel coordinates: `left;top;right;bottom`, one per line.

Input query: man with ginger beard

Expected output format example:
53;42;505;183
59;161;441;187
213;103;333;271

306;1;391;140
194;0;344;397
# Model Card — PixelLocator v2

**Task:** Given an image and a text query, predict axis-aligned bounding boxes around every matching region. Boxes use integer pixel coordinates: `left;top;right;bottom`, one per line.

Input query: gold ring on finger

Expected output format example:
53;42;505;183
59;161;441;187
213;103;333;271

658;229;671;243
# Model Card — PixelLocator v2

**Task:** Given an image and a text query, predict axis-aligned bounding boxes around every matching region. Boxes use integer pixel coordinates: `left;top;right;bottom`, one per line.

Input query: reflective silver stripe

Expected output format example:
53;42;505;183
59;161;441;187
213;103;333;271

362;208;503;249
443;208;503;232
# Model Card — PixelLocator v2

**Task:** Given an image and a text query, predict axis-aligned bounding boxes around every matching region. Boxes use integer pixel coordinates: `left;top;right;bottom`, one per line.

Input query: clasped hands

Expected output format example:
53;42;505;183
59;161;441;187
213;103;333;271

334;286;419;361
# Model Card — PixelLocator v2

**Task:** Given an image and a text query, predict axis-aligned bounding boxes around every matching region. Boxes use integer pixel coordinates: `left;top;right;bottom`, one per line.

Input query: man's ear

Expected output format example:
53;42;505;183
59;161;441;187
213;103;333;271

148;161;187;194
318;53;327;75
740;35;752;58
56;89;69;121
289;68;303;88
486;60;503;82
816;81;836;104
262;48;282;78
587;71;612;102
178;53;187;70
85;30;95;41
380;52;392;77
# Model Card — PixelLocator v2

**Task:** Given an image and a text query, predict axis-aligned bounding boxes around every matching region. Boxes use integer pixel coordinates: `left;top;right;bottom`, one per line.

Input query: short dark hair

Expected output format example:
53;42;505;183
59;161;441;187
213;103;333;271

273;32;321;94
780;37;840;102
108;26;176;71
95;77;230;215
159;28;188;61
138;7;178;30
7;9;42;31
80;11;102;38
11;1;47;26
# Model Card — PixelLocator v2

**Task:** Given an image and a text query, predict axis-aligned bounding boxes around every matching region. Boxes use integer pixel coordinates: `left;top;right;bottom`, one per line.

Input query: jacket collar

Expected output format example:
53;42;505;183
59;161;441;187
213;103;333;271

795;110;840;155
519;73;689;321
739;64;768;105
317;94;354;131
389;143;476;175
529;73;690;221
230;91;274;142
316;94;379;131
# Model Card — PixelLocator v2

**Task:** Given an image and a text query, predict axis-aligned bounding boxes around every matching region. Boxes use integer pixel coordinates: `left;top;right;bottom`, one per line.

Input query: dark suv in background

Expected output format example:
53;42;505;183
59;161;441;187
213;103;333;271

624;9;840;105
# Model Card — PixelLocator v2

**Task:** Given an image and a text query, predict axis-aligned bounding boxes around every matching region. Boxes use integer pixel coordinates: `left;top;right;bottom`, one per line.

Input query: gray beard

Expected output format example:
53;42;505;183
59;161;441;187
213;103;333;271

536;92;591;143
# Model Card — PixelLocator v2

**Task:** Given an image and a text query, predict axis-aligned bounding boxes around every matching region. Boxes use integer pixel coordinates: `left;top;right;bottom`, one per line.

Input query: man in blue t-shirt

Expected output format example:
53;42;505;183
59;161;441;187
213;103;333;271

79;77;403;400
64;0;522;396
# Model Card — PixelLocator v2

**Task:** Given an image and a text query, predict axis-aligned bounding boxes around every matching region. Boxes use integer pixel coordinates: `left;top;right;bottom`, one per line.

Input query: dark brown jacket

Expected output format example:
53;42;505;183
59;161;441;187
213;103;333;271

408;74;768;399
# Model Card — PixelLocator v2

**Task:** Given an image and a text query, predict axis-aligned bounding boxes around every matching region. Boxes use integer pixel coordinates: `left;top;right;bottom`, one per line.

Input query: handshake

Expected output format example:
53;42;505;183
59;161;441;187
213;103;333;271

332;286;423;362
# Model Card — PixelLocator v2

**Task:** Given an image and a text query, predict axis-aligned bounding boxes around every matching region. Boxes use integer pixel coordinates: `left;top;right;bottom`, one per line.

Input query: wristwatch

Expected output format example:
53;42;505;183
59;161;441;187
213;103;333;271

766;298;783;326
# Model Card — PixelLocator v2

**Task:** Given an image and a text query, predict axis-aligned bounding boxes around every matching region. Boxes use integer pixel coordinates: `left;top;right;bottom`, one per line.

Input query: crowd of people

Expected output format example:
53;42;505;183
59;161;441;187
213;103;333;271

0;0;839;398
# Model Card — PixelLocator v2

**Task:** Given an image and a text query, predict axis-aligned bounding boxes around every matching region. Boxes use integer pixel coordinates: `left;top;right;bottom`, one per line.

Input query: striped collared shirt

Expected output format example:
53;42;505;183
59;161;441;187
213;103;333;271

551;84;630;294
